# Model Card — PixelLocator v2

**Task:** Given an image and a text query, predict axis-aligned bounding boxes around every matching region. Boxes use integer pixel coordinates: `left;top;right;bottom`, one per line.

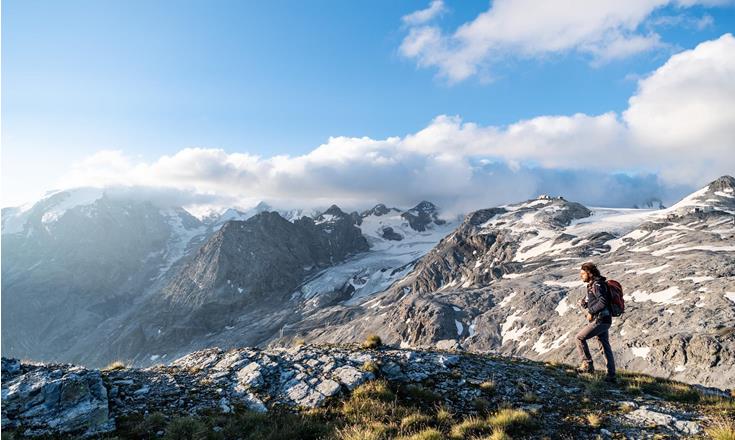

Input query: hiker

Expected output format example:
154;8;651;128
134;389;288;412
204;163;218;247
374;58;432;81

574;262;616;383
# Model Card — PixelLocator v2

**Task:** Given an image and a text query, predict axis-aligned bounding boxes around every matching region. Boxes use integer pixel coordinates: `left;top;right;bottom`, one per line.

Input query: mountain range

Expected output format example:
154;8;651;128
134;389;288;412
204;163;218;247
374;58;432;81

2;176;733;389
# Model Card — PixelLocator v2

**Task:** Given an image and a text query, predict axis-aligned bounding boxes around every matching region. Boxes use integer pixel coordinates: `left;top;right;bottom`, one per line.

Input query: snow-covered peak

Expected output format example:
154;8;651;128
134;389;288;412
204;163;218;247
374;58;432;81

481;196;590;233
407;200;438;214
360;203;401;218
314;205;348;224
665;175;735;214
2;187;106;235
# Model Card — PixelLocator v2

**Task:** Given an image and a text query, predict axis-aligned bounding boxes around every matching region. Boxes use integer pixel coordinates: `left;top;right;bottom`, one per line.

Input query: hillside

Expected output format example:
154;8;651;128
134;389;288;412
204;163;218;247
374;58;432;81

288;176;735;390
2;342;734;439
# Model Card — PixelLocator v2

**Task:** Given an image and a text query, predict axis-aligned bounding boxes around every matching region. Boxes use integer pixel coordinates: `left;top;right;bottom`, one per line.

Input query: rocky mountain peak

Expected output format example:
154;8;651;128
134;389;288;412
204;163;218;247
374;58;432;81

253;201;272;212
318;204;347;219
401;201;446;232
709;174;735;192
410;200;438;213
668;174;735;214
361;203;391;217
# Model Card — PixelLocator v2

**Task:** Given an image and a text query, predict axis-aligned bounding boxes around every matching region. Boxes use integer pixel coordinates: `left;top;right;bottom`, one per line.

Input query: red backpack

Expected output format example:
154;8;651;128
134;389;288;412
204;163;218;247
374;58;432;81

606;280;625;317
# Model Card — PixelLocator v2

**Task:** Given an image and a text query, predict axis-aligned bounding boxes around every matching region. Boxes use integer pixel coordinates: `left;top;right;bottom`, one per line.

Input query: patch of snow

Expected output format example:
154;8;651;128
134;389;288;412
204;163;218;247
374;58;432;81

665;245;735;254
695;295;707;307
725;292;735;304
544;280;583;288
666;186;709;211
628;264;669;275
468;318;478;337
555;296;572;316
156;209;208;278
455;320;464;335
567;208;657;239
532;332;570;355
514;230;559;262
501;311;530;344
498;292;517;308
39;188;105;225
631;346;650;358
674;365;686;372
628;286;683;304
682;276;714;284
315;214;337;224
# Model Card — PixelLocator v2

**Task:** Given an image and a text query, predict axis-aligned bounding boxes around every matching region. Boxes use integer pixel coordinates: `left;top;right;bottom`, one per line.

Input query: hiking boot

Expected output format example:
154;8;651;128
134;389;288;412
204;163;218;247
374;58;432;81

604;375;617;384
576;361;594;373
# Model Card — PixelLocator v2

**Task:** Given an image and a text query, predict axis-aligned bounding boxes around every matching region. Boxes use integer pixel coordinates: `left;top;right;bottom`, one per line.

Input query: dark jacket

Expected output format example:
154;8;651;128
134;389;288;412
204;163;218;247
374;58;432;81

585;276;612;324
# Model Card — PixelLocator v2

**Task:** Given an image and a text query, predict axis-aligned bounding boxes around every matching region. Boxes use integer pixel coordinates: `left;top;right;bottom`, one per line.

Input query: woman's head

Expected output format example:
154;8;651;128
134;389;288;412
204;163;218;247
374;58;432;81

580;262;600;282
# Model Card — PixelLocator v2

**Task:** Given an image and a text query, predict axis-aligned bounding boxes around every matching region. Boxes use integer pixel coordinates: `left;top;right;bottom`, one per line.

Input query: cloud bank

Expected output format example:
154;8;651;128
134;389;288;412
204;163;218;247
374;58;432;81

400;0;731;82
56;35;735;217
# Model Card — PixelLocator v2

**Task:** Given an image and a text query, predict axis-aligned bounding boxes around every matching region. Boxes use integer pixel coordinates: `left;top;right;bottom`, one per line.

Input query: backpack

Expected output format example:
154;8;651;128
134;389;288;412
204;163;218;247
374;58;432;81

606;279;625;317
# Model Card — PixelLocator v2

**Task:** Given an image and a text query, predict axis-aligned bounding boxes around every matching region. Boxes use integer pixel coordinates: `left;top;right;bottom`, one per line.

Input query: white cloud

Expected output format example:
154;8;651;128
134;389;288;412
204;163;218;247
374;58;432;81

624;33;735;184
399;0;730;82
54;35;735;216
402;0;446;25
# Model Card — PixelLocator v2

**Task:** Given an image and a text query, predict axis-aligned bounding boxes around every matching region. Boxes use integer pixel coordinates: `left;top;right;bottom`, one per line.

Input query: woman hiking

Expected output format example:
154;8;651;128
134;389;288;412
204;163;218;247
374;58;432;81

574;262;616;383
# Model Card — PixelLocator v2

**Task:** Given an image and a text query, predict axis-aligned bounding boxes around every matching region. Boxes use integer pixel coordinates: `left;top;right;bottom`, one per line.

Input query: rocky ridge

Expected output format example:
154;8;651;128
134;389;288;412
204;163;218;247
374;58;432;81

2;344;732;439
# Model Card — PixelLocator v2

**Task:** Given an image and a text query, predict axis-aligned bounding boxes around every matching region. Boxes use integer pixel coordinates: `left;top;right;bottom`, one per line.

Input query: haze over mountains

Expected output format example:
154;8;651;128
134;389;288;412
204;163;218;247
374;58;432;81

2;176;734;389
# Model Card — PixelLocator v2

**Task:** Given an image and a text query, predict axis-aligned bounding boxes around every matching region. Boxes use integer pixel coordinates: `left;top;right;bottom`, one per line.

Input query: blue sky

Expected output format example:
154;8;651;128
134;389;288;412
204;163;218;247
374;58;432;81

2;1;734;210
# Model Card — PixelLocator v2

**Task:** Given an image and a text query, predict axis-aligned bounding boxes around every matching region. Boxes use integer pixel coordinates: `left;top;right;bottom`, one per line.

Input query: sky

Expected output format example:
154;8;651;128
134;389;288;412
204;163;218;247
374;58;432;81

2;0;735;215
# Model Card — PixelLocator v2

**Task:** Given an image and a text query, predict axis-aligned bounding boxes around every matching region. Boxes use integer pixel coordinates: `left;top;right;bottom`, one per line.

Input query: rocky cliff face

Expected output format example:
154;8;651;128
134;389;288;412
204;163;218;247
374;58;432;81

2;344;729;439
61;208;371;367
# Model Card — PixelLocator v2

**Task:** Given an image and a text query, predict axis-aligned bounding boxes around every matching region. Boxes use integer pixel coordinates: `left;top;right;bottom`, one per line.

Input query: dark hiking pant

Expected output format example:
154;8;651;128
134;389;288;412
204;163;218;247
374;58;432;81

575;321;615;377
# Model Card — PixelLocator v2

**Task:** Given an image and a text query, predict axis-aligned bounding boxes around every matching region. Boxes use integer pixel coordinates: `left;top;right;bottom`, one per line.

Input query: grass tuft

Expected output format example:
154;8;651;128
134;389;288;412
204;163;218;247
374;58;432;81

484;428;513;440
487;408;532;433
362;360;380;375
399;413;433;433
362;334;383;349
705;417;735;440
102;360;127;371
449;416;493;439
401;384;441;405
396;428;444;440
585;413;603;428
479;380;496;394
